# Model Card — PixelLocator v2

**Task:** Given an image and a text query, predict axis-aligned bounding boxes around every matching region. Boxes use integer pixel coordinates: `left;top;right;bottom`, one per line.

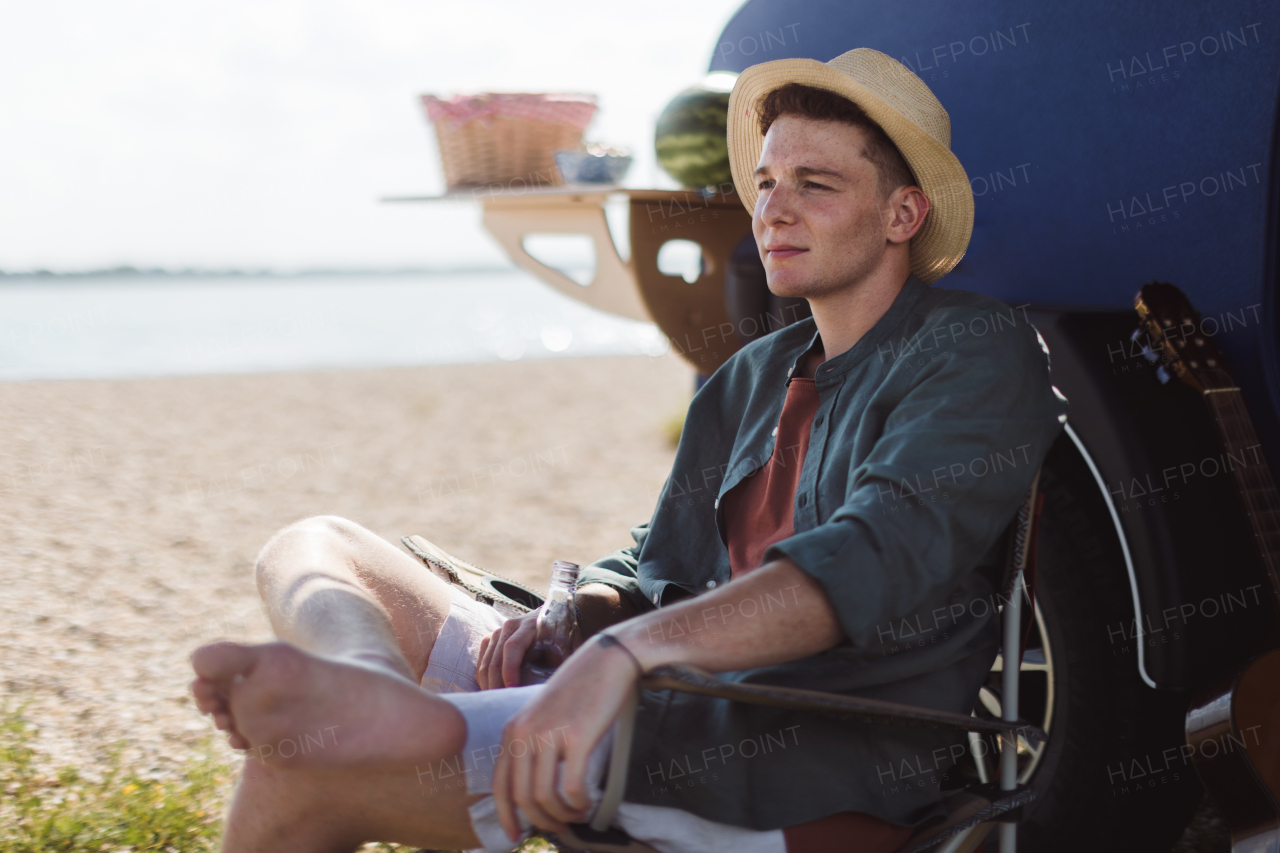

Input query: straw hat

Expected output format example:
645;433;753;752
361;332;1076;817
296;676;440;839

727;48;974;284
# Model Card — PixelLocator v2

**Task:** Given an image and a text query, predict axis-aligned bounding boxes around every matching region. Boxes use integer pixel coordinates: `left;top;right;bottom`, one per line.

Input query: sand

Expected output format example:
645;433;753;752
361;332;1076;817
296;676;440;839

0;353;691;780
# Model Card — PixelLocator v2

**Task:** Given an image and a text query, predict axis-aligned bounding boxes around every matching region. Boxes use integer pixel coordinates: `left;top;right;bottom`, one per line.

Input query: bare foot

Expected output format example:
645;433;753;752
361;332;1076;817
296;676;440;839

190;641;465;769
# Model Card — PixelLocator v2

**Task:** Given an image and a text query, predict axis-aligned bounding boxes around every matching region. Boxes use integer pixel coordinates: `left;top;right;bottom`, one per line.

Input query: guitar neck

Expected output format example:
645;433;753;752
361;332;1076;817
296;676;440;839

1200;372;1280;607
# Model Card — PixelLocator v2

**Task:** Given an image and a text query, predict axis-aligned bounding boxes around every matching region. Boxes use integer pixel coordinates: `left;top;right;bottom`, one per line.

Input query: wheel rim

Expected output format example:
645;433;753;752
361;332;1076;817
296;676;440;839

971;598;1055;785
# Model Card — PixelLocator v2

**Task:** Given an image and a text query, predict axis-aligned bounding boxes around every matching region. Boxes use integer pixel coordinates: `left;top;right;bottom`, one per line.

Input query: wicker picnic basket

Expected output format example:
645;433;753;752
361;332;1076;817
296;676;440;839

421;93;597;191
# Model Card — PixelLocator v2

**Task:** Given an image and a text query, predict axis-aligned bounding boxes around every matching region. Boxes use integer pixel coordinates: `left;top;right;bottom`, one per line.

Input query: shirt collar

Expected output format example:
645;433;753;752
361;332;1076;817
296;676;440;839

788;274;929;385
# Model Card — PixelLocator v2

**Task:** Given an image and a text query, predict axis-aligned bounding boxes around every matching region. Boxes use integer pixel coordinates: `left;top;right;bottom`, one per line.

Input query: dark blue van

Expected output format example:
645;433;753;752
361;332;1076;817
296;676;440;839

703;2;1279;849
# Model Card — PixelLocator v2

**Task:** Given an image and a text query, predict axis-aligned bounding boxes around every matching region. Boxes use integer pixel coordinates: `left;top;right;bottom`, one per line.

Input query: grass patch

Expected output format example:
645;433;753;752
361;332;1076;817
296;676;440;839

0;703;232;852
0;704;560;853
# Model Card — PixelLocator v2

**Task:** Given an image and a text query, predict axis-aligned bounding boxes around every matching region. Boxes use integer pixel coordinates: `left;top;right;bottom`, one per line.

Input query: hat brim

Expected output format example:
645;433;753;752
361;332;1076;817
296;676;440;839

727;58;974;284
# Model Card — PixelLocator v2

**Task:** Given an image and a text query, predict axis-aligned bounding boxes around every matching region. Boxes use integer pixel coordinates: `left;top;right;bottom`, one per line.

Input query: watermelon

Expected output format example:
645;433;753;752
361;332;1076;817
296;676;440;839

655;75;736;188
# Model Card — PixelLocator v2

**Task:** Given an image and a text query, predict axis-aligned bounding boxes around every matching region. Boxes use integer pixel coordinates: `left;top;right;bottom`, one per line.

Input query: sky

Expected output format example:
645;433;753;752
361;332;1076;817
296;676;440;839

0;0;746;271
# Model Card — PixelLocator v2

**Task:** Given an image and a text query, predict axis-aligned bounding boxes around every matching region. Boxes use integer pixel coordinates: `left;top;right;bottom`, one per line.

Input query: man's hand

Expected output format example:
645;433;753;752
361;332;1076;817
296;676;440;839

489;559;842;838
476;584;639;690
476;610;538;690
492;636;638;840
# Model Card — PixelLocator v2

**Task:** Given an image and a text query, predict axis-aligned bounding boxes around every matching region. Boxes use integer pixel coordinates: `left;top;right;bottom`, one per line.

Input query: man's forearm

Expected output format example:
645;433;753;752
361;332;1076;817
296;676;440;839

610;558;843;673
575;583;639;640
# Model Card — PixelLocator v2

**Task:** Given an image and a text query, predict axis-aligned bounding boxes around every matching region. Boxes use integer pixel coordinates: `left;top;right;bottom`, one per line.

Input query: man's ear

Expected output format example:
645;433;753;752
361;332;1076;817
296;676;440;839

885;186;930;245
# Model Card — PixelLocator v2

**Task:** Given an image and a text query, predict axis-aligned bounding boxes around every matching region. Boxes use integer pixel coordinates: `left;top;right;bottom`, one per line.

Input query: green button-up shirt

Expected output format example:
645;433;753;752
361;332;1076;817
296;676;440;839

577;275;1068;830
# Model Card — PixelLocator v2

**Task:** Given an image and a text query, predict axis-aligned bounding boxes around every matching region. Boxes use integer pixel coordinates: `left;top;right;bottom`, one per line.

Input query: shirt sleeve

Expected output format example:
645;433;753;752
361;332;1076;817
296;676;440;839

765;313;1068;649
576;524;655;614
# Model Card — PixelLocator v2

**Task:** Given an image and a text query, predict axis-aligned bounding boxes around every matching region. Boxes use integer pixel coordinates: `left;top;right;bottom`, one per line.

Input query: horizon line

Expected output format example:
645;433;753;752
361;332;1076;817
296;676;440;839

0;264;520;279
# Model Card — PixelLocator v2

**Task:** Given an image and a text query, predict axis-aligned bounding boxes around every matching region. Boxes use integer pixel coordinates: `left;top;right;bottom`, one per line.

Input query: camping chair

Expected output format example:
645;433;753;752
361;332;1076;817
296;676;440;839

403;469;1044;853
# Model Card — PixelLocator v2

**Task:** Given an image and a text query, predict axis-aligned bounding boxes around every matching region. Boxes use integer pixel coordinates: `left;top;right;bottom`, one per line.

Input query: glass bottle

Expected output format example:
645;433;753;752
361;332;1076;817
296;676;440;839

519;560;581;685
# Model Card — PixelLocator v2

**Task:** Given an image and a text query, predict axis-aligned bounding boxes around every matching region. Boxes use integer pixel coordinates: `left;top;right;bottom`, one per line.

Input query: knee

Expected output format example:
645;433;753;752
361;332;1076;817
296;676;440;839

288;514;362;540
255;515;362;581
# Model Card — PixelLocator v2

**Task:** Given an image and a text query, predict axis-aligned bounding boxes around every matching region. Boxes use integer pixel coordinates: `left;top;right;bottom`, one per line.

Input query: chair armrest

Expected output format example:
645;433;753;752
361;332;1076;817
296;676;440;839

642;665;1046;744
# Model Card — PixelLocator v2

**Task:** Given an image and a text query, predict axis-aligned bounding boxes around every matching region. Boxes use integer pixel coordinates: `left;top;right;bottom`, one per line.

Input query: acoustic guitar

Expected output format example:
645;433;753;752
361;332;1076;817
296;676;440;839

1135;281;1280;852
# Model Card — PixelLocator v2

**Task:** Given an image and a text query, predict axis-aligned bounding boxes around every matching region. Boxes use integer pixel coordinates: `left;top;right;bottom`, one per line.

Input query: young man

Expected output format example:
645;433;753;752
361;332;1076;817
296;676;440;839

190;48;1066;853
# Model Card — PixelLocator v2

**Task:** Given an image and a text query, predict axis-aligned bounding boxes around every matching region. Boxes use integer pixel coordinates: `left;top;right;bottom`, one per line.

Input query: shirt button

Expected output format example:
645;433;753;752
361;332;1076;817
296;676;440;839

652;592;660;604
706;580;717;589
714;497;719;509
771;427;778;437
787;367;793;377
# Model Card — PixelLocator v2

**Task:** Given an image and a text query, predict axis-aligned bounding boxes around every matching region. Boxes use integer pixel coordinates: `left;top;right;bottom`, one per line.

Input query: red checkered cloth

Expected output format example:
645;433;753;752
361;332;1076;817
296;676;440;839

421;93;597;131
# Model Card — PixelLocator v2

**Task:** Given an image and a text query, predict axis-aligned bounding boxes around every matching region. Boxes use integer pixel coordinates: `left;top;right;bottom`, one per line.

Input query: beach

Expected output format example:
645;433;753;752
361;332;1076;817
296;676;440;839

0;353;691;782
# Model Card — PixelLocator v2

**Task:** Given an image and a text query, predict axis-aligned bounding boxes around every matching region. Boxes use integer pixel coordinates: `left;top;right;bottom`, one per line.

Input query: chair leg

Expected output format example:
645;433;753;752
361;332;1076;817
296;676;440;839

999;568;1024;853
996;469;1039;853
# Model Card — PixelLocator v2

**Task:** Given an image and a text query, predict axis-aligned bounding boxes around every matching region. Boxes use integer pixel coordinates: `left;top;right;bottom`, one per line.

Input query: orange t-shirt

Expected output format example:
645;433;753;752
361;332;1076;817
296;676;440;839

721;373;912;853
722;375;819;577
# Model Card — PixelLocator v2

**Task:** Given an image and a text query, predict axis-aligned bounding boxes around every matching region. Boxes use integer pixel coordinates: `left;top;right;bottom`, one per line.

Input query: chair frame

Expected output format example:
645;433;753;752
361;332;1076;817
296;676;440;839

568;468;1044;853
404;470;1045;853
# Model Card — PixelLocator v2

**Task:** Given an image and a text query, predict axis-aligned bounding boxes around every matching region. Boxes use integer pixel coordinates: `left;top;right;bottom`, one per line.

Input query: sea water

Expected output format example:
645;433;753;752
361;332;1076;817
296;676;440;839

0;270;668;382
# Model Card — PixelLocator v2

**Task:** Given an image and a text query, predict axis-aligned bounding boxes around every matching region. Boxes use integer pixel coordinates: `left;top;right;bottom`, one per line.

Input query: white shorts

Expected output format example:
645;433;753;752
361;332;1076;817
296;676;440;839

423;588;786;853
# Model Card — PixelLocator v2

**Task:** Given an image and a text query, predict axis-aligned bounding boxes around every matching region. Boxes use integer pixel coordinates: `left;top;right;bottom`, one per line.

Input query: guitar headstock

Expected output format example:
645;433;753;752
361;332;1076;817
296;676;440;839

1134;281;1232;393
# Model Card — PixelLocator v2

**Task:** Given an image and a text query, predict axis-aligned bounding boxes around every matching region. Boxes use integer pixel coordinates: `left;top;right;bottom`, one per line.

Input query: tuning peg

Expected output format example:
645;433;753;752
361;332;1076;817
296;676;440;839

1131;330;1161;363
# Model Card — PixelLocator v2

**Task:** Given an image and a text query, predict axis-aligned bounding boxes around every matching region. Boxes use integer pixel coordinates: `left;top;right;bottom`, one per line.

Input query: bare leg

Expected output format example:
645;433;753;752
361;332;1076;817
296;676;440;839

192;517;484;851
253;515;456;682
221;758;481;853
193;641;483;852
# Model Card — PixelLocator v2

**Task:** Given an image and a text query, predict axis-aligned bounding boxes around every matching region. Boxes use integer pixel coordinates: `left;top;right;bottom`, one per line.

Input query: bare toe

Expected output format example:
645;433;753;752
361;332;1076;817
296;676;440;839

190;677;225;714
192;640;259;684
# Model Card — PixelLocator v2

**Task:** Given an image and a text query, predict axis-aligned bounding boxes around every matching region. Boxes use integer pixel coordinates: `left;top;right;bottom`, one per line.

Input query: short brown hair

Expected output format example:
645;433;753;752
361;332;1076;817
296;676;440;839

757;83;916;199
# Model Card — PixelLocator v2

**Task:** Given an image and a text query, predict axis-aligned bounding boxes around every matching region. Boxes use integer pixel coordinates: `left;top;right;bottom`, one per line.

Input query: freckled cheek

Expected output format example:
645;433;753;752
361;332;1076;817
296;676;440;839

815;220;877;273
841;208;887;249
810;212;865;254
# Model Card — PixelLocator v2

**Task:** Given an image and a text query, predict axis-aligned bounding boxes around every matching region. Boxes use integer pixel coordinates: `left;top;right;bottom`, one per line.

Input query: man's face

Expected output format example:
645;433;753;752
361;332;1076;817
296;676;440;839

750;114;896;300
